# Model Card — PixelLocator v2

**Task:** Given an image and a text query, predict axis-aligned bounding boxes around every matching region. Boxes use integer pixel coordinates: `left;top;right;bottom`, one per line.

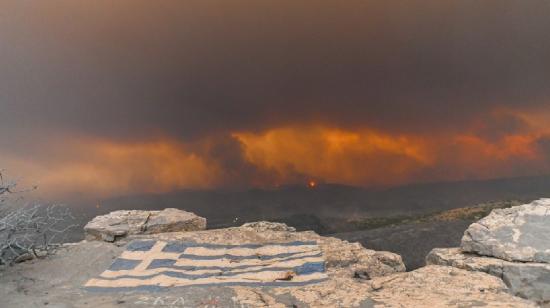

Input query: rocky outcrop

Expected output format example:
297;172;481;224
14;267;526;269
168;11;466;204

367;265;536;307
462;198;550;263
125;222;535;306
427;248;550;303
240;221;297;232
141;221;406;280
1;220;537;307
84;208;206;242
231;265;535;307
428;198;550;304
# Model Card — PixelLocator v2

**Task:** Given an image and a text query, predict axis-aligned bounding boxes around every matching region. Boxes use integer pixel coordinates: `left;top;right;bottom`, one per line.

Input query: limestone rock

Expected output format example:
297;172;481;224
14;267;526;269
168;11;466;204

240;221;296;232
144;208;206;234
320;239;407;278
233;265;535;307
0;224;536;307
427;247;550;303
367;265;536;307
141;223;406;279
428;199;550;304
84;208;206;242
232;266;534;307
462;198;550;263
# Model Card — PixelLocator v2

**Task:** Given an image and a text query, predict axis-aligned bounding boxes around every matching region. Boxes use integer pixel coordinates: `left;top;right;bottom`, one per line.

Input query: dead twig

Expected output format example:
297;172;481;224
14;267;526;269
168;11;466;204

0;171;76;265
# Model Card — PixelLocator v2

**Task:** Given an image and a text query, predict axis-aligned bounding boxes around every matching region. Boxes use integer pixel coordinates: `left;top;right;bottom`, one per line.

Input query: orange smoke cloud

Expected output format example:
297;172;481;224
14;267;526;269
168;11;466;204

454;134;538;161
232;109;550;187
4;108;550;199
2;138;221;198
233;126;434;186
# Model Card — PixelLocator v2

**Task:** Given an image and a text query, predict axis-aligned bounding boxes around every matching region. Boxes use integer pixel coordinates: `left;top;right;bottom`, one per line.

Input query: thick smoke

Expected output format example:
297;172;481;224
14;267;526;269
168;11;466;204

1;1;550;197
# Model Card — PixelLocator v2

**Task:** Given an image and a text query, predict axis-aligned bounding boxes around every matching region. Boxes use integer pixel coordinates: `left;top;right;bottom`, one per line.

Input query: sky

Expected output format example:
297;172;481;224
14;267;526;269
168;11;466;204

1;1;550;199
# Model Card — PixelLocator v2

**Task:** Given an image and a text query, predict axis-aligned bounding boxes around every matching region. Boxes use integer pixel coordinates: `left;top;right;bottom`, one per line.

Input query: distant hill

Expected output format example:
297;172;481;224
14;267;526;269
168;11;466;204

64;175;550;269
72;174;550;231
332;200;522;269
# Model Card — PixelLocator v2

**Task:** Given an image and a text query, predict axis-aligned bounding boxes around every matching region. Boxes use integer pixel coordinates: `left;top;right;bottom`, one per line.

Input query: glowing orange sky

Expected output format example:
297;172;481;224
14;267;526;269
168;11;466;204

233;126;434;186
3;107;549;199
2;2;550;200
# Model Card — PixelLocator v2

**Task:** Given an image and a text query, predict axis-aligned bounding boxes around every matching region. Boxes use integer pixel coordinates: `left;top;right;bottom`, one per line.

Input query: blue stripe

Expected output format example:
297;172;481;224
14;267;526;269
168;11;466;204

183;241;317;248
147;253;322;270
178;250;318;261
148;252;323;271
85;278;329;292
102;262;325;281
126;240;157;251
108;258;141;271
162;242;189;253
160;240;317;253
147;259;176;269
294;262;325;275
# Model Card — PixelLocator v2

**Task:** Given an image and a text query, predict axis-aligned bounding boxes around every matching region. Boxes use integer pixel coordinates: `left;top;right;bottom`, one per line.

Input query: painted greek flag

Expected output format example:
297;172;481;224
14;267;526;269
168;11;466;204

85;240;327;291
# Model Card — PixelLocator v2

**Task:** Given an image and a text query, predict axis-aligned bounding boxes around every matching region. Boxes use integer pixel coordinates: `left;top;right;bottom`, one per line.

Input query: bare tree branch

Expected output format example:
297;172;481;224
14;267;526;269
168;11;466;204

0;171;77;265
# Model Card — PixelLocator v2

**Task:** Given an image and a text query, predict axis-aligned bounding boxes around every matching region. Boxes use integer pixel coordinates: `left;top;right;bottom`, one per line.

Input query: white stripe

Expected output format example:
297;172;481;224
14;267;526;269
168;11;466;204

100;256;325;278
119;243;319;261
120;250;179;261
174;250;321;268
183;244;319;257
132;241;167;271
86;272;328;288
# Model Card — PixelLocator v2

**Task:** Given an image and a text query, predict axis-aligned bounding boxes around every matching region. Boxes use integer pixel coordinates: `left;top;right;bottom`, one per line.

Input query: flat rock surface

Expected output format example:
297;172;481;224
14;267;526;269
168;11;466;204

427;247;550;304
462;198;550;263
367;265;536;308
0;224;536;307
84;208;206;242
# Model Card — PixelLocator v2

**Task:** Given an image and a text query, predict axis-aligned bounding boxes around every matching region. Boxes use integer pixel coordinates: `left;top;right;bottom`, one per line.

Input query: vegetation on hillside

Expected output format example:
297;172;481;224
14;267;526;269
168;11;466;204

344;200;522;231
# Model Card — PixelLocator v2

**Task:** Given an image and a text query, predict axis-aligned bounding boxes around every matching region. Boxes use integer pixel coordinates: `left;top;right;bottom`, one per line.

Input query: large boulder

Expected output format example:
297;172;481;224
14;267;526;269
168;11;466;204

427;198;550;304
427;247;550;302
84;208;206;242
462;198;550;263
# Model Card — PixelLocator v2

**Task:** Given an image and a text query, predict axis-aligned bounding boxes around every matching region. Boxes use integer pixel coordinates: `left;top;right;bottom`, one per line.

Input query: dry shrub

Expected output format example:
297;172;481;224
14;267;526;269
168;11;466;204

0;171;76;265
